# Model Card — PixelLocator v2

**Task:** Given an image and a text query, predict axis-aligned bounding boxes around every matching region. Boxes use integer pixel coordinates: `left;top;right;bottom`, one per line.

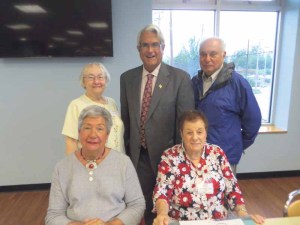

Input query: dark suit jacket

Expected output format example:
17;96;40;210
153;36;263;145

120;63;194;174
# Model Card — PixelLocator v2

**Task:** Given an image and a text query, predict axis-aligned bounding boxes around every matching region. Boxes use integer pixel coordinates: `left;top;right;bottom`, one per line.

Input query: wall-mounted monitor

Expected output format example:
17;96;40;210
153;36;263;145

0;0;113;58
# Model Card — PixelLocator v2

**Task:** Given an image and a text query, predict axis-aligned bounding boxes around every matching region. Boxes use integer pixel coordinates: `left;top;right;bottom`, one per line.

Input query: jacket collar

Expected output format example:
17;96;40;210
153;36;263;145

196;62;235;98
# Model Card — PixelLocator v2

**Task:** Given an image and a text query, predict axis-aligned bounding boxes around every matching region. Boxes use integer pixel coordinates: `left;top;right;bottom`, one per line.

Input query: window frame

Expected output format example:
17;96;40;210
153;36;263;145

152;0;283;125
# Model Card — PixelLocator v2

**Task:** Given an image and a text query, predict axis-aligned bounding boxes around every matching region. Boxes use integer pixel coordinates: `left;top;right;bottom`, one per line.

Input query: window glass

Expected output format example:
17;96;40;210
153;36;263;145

153;9;278;123
220;11;277;122
153;10;214;76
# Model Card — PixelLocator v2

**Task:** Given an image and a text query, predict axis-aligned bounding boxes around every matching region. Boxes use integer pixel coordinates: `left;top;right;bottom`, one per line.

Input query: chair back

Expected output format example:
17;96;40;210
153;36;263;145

283;189;300;217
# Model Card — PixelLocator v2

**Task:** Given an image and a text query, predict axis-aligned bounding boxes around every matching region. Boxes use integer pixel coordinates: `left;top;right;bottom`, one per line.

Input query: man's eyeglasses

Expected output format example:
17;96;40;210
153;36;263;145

84;75;105;81
140;42;162;50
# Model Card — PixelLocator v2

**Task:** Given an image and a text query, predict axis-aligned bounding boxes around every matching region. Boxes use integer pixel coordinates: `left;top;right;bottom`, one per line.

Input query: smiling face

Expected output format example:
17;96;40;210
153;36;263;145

181;119;207;155
138;31;165;73
199;38;226;76
79;116;109;153
82;65;107;97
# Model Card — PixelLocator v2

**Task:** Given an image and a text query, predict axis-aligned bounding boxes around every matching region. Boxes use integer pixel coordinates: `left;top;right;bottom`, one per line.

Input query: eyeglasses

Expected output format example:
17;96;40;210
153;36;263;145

84;75;105;81
139;42;162;50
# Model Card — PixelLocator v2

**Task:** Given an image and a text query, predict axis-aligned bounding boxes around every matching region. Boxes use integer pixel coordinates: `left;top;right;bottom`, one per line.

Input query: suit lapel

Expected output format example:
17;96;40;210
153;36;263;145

131;67;143;127
147;63;170;120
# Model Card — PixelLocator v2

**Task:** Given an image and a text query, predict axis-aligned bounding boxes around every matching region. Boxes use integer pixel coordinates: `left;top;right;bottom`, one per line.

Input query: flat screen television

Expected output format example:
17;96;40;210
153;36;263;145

0;0;113;58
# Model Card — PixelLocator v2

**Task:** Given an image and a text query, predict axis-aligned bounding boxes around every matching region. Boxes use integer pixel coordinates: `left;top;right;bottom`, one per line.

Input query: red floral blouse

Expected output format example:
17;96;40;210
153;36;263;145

153;143;245;221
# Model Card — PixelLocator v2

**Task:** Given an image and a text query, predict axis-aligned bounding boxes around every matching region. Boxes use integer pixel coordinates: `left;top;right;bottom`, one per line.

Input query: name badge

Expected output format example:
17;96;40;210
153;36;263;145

197;179;214;194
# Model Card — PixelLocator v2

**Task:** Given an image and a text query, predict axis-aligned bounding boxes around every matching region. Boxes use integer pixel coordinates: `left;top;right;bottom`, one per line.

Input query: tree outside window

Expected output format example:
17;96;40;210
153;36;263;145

153;10;278;123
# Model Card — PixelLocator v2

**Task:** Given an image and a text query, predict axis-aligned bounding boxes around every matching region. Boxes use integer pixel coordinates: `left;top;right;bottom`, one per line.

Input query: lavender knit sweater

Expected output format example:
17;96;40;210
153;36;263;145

45;150;145;225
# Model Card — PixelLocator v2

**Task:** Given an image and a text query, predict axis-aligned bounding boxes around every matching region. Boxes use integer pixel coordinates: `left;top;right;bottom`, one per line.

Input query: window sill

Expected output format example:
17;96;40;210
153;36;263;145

259;125;287;134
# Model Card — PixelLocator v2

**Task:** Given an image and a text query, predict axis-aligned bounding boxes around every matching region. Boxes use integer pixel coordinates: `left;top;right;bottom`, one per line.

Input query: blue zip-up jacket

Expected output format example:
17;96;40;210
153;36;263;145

192;62;261;164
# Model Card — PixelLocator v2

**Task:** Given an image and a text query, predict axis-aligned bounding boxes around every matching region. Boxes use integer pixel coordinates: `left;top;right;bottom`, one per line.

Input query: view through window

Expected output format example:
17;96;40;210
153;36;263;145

153;10;278;123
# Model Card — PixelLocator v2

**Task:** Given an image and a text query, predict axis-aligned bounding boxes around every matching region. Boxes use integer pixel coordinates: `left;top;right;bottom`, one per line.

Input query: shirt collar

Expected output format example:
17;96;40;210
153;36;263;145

142;63;161;78
181;142;207;160
202;63;224;83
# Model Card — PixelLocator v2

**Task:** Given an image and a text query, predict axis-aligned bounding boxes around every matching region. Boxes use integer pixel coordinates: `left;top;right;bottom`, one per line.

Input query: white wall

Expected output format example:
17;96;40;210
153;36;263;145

239;0;300;173
0;0;299;186
0;0;152;186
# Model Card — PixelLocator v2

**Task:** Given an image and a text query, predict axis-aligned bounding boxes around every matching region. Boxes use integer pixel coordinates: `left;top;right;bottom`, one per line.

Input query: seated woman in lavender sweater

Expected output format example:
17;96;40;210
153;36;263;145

46;105;145;225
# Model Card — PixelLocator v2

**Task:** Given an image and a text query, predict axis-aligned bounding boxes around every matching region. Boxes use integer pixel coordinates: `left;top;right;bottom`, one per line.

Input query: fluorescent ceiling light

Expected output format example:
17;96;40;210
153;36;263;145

14;4;47;13
66;30;84;35
52;37;66;42
6;24;32;30
66;42;78;45
81;47;91;51
88;22;108;29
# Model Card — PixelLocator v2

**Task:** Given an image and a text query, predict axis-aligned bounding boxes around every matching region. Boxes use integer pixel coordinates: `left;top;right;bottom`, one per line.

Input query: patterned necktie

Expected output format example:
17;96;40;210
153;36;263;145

140;74;154;149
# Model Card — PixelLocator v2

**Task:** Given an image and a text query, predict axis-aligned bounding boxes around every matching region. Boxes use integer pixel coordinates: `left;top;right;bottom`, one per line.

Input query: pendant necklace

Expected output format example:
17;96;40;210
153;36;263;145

81;148;106;182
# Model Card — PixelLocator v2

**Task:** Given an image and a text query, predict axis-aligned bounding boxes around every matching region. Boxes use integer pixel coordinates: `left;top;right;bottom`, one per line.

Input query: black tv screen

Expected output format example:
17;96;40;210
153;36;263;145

0;0;113;58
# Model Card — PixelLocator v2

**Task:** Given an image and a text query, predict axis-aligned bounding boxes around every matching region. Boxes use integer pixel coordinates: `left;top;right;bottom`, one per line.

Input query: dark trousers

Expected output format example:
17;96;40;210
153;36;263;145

230;164;237;176
137;148;157;225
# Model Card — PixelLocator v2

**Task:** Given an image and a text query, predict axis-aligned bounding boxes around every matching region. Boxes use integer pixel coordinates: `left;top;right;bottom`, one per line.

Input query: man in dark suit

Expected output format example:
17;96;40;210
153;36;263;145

120;24;194;225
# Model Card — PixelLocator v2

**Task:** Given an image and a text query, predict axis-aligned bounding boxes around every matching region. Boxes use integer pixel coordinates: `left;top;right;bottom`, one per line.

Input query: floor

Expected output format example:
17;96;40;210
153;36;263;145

0;176;299;225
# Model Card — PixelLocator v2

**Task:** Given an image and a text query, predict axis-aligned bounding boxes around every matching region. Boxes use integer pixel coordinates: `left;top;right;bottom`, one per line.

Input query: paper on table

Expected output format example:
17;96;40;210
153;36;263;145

179;218;245;225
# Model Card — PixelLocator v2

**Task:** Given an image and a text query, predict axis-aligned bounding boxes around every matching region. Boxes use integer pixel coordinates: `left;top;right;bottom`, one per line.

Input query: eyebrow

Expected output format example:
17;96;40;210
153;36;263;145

82;123;105;126
200;50;218;54
86;73;103;76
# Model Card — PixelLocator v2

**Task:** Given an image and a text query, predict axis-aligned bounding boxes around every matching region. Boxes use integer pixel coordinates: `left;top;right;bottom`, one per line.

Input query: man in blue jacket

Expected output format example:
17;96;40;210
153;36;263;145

192;37;261;174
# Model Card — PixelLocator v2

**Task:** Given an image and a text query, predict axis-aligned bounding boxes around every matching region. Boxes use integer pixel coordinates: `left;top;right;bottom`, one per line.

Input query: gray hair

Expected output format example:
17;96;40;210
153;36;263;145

200;37;226;52
78;105;113;134
79;63;111;89
137;24;165;48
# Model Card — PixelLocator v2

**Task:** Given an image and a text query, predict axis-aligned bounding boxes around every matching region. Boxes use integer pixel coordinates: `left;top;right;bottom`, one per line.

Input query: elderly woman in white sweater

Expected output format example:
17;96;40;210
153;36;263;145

62;63;125;155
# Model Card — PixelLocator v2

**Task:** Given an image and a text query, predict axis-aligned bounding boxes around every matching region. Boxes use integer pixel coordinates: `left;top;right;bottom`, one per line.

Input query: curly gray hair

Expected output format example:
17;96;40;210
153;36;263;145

78;105;113;134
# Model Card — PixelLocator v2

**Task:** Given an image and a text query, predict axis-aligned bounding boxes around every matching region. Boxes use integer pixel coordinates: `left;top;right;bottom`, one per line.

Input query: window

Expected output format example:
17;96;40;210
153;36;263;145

153;0;282;123
153;10;214;76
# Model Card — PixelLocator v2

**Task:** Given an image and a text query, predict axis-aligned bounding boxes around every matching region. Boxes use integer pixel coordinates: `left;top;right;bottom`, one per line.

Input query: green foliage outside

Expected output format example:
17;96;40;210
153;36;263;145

166;37;273;89
173;37;200;77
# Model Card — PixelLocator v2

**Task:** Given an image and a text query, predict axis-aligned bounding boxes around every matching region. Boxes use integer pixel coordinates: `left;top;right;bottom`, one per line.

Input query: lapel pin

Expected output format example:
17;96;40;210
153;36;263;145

159;84;162;89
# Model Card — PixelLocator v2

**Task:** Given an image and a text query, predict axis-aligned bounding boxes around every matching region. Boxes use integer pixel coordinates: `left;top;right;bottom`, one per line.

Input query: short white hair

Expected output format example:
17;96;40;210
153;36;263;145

79;63;111;89
200;37;226;52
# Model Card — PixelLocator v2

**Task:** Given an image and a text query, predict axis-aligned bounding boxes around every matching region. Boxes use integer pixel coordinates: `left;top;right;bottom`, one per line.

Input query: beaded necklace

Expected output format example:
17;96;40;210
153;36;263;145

80;148;106;181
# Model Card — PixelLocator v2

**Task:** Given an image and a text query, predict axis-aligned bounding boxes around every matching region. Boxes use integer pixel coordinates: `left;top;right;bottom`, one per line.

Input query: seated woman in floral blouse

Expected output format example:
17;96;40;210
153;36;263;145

152;110;265;225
